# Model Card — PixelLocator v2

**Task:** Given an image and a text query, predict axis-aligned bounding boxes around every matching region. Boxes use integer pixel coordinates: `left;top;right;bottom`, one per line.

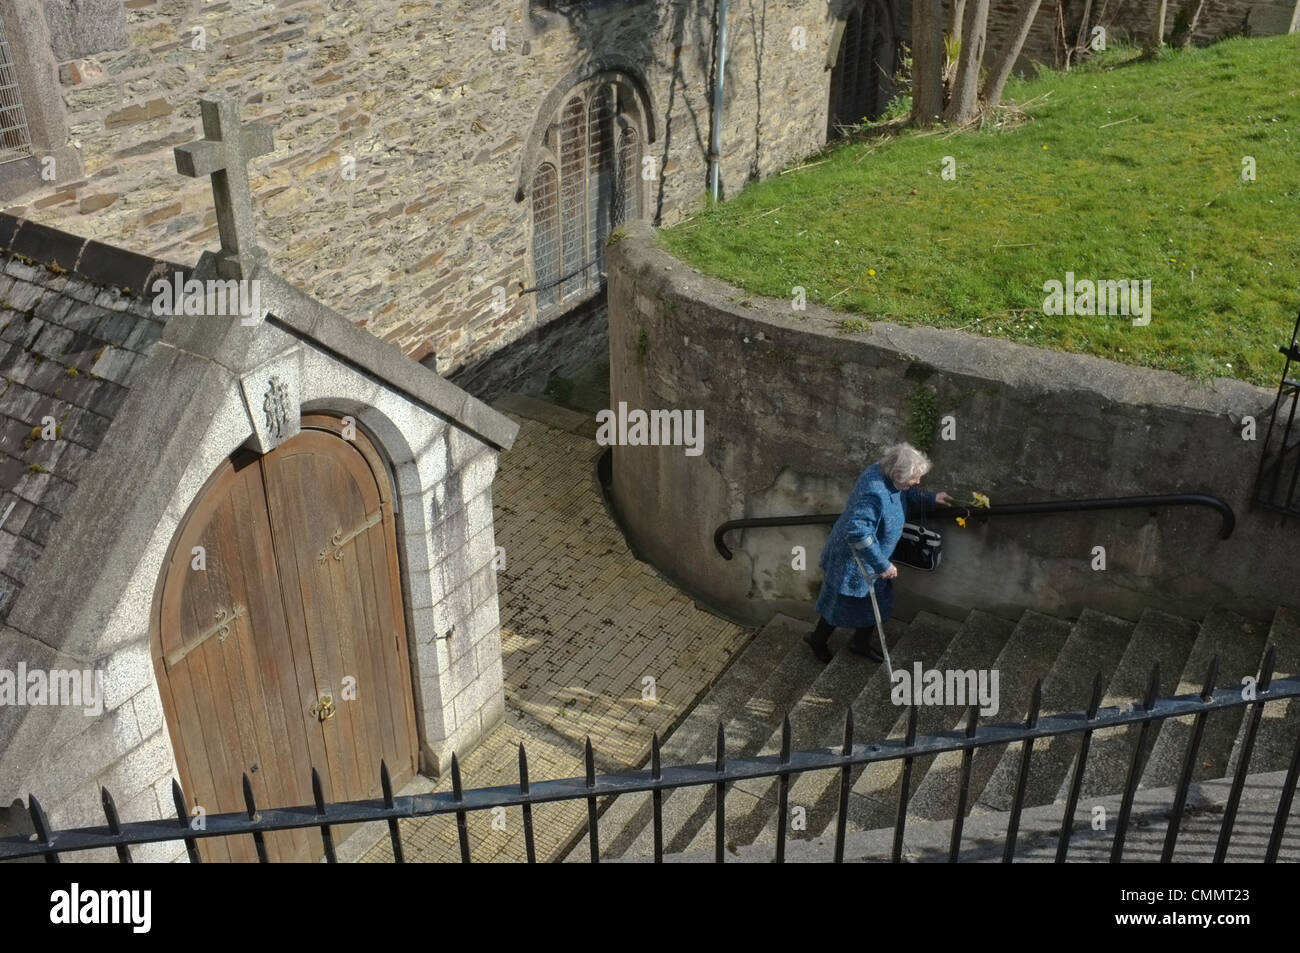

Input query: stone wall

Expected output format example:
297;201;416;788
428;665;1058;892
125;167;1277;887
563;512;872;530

986;0;1290;74
6;0;842;392
607;220;1297;628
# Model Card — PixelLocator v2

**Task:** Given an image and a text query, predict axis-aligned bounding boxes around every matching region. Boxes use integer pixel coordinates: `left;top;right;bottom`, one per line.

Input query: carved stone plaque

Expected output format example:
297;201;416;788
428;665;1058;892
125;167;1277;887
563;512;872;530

240;350;302;453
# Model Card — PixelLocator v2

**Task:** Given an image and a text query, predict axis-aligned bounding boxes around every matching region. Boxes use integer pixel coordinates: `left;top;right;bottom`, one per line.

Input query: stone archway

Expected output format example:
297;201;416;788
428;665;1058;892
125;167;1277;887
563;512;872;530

828;0;898;137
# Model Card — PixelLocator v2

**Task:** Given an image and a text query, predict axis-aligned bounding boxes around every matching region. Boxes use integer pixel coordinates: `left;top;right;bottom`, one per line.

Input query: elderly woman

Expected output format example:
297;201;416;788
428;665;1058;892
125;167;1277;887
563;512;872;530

806;443;951;663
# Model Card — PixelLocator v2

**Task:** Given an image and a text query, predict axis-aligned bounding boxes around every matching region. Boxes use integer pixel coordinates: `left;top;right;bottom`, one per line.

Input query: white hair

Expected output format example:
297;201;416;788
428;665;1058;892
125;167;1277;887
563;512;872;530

880;443;931;486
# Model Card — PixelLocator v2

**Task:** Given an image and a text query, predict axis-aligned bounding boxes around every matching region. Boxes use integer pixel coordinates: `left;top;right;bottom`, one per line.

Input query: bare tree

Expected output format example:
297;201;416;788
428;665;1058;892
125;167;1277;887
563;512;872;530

1145;0;1168;55
982;0;1044;108
944;0;989;124
912;0;947;126
947;0;967;39
1170;0;1205;48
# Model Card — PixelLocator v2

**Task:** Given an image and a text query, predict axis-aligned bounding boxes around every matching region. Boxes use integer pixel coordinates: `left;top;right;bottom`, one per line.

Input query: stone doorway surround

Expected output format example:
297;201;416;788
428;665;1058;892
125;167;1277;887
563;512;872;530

0;216;517;861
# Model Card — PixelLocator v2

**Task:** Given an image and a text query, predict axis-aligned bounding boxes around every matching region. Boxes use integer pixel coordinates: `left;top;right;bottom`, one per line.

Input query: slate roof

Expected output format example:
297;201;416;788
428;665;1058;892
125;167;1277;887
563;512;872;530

0;215;186;622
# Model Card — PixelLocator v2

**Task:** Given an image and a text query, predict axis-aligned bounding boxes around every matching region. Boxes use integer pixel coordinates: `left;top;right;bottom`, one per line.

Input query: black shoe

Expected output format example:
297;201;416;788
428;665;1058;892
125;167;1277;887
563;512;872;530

804;632;832;664
848;632;883;663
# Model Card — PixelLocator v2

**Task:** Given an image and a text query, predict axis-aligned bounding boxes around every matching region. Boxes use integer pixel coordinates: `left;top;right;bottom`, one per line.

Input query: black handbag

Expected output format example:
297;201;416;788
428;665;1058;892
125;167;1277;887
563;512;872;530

892;521;942;571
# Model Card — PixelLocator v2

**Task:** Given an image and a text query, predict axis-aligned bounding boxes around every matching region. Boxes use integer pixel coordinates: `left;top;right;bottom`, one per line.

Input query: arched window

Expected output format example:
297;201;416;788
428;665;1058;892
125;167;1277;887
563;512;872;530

531;163;560;313
530;76;643;317
828;0;896;138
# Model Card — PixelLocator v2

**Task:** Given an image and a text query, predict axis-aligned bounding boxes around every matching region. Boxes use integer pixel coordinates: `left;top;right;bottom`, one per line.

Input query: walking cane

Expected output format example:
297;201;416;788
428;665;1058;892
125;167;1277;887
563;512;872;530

850;550;894;682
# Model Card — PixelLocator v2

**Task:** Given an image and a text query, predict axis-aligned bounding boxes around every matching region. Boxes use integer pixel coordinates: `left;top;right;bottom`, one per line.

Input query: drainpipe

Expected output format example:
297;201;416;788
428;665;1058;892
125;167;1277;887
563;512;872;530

708;0;729;202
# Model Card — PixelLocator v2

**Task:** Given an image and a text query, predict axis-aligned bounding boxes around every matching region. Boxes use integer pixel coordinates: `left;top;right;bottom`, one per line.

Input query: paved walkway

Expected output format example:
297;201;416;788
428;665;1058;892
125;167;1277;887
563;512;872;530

363;396;751;862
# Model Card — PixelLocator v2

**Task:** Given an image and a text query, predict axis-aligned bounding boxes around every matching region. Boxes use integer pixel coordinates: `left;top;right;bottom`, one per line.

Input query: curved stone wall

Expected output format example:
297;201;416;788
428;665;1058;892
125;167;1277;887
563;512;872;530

607;220;1294;626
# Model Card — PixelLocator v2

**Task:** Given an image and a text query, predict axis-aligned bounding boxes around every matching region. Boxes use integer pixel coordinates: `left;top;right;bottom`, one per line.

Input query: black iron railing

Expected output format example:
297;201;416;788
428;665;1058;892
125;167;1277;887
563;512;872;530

1254;308;1300;518
3;656;1297;864
713;492;1236;559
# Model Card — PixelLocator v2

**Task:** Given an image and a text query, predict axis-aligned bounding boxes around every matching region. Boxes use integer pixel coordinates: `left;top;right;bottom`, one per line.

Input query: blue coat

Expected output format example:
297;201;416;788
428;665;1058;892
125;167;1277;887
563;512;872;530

815;463;936;628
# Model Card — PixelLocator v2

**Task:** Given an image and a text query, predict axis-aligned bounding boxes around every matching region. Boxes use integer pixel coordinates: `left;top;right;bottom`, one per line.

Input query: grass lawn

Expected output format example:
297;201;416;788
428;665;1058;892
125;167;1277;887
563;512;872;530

660;35;1300;387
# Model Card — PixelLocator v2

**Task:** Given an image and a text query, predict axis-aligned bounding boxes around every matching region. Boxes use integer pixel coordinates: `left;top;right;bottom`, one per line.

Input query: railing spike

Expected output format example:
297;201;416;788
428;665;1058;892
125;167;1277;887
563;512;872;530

519;743;535;864
450;752;470;864
241;773;258;820
311;767;326;815
169;779;201;863
380;758;404;864
1144;662;1161;710
27;794;58;864
1202;657;1220;700
311;767;336;863
1260;645;1277;691
584;738;599;863
100;786;132;864
242;773;268;863
1087;671;1103;719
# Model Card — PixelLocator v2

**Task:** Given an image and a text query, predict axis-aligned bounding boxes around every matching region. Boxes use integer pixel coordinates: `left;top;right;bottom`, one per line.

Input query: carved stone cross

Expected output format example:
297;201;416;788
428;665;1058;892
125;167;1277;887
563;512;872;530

174;95;273;279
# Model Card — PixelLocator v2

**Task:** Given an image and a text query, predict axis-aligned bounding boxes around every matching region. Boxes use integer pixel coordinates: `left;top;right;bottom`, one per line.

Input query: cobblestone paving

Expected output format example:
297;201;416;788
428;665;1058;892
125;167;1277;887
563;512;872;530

363;402;752;862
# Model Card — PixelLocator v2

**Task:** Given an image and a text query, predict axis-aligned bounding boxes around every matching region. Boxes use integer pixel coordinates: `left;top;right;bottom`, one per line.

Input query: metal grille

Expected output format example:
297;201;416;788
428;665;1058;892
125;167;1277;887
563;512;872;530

838;4;865;125
0;18;33;166
587;86;615;284
614;124;640;225
830;0;893;136
559;95;587;302
531;164;561;314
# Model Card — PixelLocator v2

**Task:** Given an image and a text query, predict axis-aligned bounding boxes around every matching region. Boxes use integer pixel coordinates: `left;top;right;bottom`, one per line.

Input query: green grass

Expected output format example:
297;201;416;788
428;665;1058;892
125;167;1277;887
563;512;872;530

661;36;1300;385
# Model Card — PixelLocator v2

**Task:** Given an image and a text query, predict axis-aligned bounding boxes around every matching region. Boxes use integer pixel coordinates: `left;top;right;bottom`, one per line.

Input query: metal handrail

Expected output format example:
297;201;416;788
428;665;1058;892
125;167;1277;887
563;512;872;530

713;492;1236;559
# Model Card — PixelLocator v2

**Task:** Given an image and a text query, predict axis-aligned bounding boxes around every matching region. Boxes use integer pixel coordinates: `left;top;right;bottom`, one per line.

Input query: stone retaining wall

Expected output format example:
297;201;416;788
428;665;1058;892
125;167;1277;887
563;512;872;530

608;220;1296;626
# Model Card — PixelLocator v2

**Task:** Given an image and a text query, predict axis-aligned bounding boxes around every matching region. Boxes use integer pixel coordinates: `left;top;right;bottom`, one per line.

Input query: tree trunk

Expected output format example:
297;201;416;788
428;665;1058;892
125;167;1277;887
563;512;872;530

1071;0;1094;65
947;0;967;39
943;0;989;124
982;0;1044;108
1171;0;1205;48
1145;0;1168;54
912;0;946;126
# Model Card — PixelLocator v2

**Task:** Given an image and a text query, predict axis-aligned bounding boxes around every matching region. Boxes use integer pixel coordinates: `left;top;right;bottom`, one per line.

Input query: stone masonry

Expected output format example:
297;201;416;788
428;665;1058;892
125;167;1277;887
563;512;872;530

3;0;843;394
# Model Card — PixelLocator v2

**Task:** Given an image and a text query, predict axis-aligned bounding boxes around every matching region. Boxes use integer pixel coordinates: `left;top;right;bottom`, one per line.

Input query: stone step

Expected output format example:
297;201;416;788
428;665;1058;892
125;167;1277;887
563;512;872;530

907;610;1072;822
619;614;830;858
846;609;1017;832
677;621;913;855
611;771;1300;864
1065;608;1201;801
1229;605;1300;778
749;611;963;847
1139;609;1268;791
574;614;789;861
976;608;1134;812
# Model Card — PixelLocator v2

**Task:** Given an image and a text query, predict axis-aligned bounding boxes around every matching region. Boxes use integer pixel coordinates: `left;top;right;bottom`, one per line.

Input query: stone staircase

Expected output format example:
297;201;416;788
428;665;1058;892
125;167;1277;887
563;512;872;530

566;605;1300;862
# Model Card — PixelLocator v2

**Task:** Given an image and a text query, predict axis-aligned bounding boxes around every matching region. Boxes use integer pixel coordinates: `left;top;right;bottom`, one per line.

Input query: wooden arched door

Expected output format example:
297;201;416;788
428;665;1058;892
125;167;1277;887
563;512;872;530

152;414;418;862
